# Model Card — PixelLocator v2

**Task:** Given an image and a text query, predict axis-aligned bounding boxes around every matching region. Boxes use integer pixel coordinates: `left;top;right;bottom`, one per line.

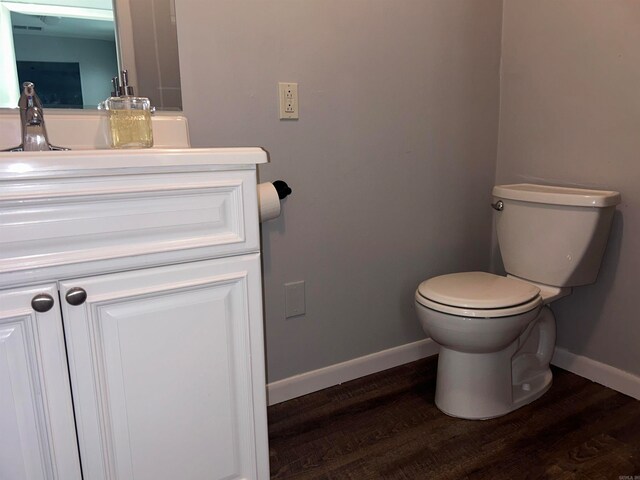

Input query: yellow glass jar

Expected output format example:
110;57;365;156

102;95;153;149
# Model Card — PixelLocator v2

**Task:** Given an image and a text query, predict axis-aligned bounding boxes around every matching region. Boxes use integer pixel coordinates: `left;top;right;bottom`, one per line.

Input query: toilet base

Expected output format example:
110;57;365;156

434;345;553;420
434;307;556;420
512;368;552;412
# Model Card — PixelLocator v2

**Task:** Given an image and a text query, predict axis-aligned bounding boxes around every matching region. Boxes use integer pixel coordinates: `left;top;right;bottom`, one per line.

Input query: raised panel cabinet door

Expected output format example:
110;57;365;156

60;254;269;480
0;284;82;480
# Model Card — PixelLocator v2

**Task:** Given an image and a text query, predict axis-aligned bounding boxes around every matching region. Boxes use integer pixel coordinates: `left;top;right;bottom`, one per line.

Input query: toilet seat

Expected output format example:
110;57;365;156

416;271;542;318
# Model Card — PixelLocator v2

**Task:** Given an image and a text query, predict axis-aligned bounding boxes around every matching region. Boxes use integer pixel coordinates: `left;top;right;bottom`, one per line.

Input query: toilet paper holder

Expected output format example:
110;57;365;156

272;180;292;199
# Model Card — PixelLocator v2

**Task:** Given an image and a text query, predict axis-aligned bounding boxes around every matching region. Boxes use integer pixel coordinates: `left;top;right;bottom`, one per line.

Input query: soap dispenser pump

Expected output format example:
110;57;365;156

101;70;153;148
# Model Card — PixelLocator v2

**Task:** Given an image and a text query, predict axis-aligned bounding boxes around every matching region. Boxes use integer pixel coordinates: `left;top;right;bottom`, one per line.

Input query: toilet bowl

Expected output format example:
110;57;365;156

415;272;554;419
414;183;621;420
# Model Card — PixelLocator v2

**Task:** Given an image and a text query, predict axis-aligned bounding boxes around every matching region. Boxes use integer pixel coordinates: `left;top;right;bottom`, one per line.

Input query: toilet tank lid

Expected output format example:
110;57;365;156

493;183;621;207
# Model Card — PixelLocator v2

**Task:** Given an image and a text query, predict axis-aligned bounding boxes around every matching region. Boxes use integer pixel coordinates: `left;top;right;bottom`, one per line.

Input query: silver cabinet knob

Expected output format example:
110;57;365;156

31;293;55;313
65;287;87;306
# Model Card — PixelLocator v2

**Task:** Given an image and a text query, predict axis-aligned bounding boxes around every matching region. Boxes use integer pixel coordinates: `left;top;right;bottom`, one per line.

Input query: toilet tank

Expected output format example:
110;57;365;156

492;184;621;287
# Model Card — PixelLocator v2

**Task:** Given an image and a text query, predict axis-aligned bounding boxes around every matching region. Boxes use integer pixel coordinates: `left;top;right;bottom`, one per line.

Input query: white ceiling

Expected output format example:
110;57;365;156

11;11;115;40
4;1;115;41
2;0;113;9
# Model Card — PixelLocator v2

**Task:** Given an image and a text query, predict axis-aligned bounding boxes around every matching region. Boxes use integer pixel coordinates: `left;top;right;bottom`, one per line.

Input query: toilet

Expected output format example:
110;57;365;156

415;183;621;420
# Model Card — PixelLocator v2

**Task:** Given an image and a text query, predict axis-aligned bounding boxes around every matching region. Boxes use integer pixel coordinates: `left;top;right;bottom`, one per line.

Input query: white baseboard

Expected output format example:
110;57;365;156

267;342;640;407
267;338;438;406
552;347;640;400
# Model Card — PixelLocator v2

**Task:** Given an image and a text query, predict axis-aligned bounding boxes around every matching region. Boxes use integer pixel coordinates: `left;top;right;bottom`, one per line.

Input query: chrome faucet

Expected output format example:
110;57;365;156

3;82;69;152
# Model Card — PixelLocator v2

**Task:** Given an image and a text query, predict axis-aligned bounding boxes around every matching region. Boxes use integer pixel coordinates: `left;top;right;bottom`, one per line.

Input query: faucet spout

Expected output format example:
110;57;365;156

3;82;70;152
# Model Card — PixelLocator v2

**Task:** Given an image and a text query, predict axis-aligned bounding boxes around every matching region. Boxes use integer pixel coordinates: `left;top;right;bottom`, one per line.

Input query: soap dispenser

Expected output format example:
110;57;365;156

101;70;153;148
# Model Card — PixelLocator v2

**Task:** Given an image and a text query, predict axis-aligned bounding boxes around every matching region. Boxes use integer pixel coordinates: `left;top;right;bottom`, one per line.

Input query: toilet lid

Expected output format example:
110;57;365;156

417;272;540;309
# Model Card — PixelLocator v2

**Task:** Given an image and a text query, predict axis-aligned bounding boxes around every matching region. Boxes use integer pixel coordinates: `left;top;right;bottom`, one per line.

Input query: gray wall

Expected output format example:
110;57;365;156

497;0;640;375
176;0;503;382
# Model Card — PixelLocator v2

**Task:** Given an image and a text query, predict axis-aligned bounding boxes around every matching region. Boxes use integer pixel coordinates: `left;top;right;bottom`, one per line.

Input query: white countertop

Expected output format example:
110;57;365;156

0;147;268;179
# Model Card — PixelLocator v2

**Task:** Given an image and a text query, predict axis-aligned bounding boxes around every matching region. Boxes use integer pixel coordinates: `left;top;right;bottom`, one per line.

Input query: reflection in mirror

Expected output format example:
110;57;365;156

116;0;181;110
0;0;117;109
0;0;181;110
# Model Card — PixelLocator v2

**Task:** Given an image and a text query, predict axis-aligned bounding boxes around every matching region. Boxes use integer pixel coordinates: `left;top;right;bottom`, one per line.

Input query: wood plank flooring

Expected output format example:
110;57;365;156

268;356;640;479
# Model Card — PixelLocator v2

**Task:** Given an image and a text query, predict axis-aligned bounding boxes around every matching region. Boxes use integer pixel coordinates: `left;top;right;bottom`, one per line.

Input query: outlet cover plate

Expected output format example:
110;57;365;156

285;281;305;317
278;82;299;120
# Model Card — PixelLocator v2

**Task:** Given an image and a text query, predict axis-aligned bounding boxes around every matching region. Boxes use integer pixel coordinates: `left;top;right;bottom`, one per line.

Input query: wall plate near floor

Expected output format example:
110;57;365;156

285;280;305;317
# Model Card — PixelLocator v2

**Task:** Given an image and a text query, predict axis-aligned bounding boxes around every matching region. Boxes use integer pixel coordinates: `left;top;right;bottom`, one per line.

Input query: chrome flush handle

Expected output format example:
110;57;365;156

491;200;504;211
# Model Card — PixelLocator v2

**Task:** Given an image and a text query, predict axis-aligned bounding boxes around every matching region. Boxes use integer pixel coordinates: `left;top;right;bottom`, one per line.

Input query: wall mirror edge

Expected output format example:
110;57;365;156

0;0;182;112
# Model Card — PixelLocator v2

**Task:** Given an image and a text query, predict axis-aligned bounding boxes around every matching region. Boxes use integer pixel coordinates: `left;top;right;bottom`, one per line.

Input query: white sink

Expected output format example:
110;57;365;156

0;110;192;151
0;111;267;178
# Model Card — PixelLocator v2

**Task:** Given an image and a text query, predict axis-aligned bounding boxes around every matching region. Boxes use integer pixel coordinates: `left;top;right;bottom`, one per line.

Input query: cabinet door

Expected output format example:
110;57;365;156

60;254;268;480
0;285;82;480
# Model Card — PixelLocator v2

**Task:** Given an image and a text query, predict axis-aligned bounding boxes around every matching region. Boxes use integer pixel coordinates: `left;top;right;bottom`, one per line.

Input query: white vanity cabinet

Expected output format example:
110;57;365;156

0;284;82;480
0;148;270;480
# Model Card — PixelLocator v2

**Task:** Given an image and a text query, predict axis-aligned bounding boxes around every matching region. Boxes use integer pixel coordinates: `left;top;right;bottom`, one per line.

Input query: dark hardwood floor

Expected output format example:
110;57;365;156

268;356;640;479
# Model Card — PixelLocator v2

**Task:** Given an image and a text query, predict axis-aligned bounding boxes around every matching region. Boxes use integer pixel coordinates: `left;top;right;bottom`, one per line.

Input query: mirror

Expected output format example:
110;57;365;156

0;0;181;110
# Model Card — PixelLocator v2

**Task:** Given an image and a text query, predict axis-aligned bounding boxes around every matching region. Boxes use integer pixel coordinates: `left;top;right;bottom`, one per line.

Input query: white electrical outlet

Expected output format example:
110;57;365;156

278;82;299;119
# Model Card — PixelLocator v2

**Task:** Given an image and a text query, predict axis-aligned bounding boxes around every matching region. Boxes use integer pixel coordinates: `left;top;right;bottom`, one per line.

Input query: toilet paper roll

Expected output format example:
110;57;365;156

257;182;281;223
